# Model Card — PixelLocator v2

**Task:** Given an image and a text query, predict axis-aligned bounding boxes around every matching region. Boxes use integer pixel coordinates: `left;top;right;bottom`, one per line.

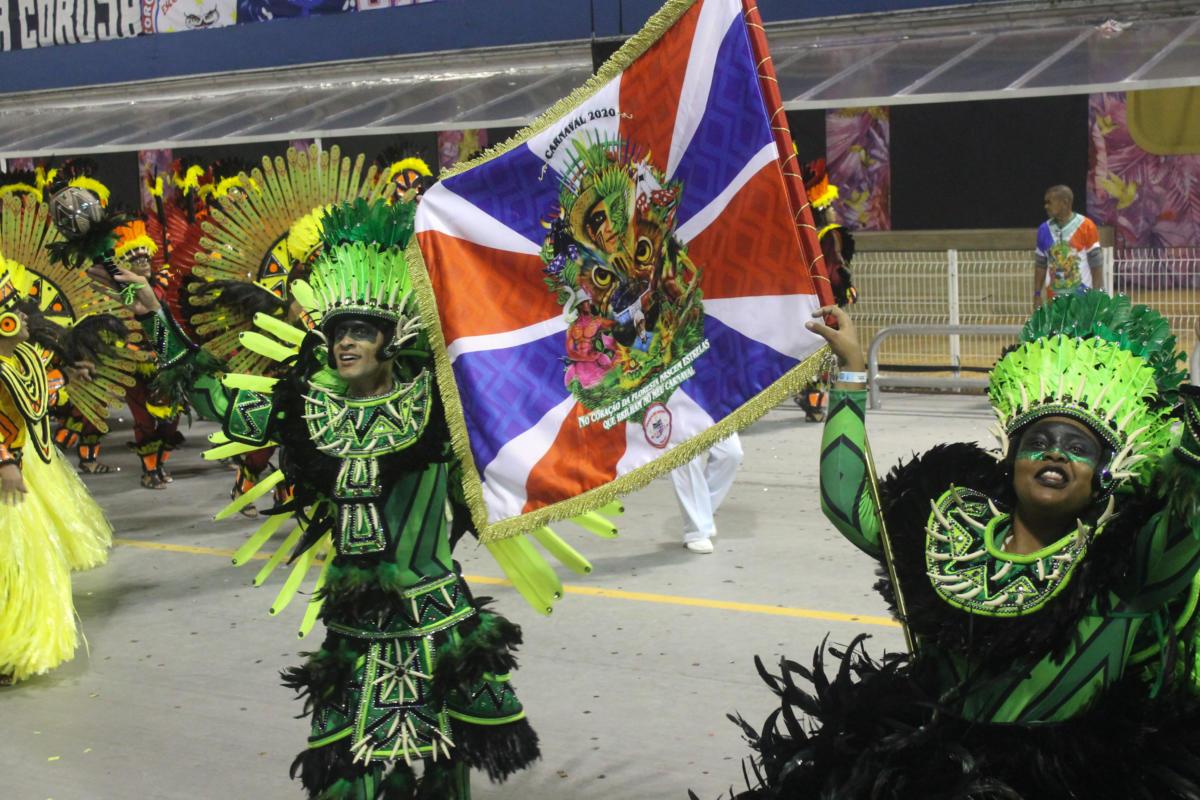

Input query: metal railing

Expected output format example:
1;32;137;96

867;324;1022;409
851;245;1197;377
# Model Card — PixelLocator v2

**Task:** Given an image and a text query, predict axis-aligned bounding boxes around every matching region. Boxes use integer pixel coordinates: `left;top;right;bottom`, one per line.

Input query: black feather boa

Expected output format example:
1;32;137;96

724;635;1200;800
876;442;1162;665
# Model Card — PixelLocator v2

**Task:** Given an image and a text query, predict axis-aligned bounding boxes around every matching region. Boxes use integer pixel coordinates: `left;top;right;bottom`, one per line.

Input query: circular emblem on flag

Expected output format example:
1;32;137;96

642;402;672;448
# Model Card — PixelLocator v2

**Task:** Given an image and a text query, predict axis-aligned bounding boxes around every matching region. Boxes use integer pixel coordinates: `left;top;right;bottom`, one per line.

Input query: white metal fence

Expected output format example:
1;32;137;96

851;246;1199;374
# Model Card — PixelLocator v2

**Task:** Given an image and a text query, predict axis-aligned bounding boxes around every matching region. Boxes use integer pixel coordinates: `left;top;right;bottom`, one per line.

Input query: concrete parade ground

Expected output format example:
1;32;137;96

2;392;995;800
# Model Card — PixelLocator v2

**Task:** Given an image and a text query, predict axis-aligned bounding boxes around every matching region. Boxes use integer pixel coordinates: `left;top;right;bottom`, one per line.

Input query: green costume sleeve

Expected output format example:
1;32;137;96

136;306;193;369
1126;385;1200;612
819;388;883;558
221;388;278;446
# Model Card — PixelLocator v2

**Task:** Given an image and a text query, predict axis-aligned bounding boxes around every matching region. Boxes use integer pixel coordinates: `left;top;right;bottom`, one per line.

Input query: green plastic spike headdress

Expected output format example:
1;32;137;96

292;199;418;337
989;291;1185;488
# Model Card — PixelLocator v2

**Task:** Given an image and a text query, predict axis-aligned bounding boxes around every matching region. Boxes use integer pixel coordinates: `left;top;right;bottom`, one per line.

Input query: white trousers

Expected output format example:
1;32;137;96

669;433;744;543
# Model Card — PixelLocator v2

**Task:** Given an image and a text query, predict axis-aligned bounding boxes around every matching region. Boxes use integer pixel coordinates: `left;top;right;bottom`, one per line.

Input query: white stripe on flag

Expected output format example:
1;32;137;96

524;76;623;177
481;395;576;523
446;316;568;364
615;387;715;476
665;0;743;180
415;181;541;256
704;294;827;361
676;142;777;243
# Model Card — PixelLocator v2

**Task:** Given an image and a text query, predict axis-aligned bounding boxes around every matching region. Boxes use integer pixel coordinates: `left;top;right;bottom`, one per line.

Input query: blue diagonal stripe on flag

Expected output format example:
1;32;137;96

676;315;799;422
440;144;563;247
672;16;774;230
452;332;572;473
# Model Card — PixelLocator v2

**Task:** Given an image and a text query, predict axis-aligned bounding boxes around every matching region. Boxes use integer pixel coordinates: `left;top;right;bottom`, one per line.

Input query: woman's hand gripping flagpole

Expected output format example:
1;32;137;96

806;305;917;654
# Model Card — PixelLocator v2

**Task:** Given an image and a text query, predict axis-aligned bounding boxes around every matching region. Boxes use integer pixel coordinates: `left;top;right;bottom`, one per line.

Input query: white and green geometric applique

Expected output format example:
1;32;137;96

304;370;433;555
335;456;386;555
925;486;1110;619
305;369;432;458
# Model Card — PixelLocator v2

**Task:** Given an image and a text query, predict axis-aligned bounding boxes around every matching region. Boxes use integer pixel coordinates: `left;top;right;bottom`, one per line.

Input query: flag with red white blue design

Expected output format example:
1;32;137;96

412;0;831;540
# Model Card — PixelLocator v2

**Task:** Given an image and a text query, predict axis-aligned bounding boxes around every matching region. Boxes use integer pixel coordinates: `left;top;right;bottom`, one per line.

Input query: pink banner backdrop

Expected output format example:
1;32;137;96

1088;92;1200;248
825;107;891;231
138;148;176;215
436;129;489;171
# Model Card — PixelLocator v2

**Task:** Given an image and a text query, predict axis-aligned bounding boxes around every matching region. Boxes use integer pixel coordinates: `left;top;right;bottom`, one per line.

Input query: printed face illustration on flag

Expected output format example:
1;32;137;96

414;0;829;539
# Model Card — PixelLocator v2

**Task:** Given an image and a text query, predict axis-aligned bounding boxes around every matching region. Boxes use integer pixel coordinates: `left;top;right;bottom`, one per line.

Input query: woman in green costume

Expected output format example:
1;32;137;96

725;291;1200;799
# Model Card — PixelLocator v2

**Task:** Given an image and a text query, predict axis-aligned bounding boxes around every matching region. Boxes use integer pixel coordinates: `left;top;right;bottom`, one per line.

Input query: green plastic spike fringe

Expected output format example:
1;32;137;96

253;524;305;587
270;538;320;615
208;431;230;444
298;537;334;638
232;512;291;566
531;526;593;575
290;281;320;323
596;500;625;517
501;534;561;609
221;371;280;392
486;540;553;616
204;440;276;461
508;534;561;597
239;331;298;363
215;469;286;521
253;312;307;345
572;511;618;539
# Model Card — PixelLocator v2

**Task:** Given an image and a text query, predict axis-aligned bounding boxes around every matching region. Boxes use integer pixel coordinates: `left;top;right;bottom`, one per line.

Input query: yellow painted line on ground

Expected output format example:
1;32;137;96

115;539;243;559
113;538;899;628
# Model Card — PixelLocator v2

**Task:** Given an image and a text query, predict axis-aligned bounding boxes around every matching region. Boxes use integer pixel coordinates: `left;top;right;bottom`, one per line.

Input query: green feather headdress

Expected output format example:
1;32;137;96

291;199;417;332
989;291;1185;487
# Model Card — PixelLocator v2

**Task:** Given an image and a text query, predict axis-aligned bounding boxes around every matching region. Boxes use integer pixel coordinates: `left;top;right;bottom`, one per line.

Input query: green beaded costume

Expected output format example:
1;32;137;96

730;292;1200;799
198;199;615;799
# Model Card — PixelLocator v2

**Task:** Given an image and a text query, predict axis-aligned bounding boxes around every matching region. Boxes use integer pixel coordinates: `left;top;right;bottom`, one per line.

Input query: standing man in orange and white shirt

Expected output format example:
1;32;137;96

1033;185;1104;308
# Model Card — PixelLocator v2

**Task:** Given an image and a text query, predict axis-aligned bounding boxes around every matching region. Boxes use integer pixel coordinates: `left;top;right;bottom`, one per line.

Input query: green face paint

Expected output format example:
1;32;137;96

1016;419;1104;469
1016;447;1099;467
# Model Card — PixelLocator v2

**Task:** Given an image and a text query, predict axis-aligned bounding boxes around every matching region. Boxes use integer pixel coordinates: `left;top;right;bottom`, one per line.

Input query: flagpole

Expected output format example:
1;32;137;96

740;0;916;655
740;0;832;309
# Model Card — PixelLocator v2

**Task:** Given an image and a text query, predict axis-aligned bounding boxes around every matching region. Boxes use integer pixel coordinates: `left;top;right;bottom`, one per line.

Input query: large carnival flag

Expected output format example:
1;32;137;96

411;0;833;540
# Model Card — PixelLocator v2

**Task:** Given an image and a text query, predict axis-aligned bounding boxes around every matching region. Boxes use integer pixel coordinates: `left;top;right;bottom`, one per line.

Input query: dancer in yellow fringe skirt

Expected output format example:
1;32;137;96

0;186;163;683
0;305;113;683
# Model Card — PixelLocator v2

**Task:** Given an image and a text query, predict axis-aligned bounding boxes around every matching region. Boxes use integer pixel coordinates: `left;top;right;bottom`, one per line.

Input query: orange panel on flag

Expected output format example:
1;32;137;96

687;162;813;300
618;1;702;168
418;231;562;345
522;403;624;512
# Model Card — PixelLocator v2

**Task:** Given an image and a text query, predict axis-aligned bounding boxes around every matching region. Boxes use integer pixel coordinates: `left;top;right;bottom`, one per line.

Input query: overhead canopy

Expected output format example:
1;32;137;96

774;10;1200;108
0;44;596;157
0;2;1197;157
